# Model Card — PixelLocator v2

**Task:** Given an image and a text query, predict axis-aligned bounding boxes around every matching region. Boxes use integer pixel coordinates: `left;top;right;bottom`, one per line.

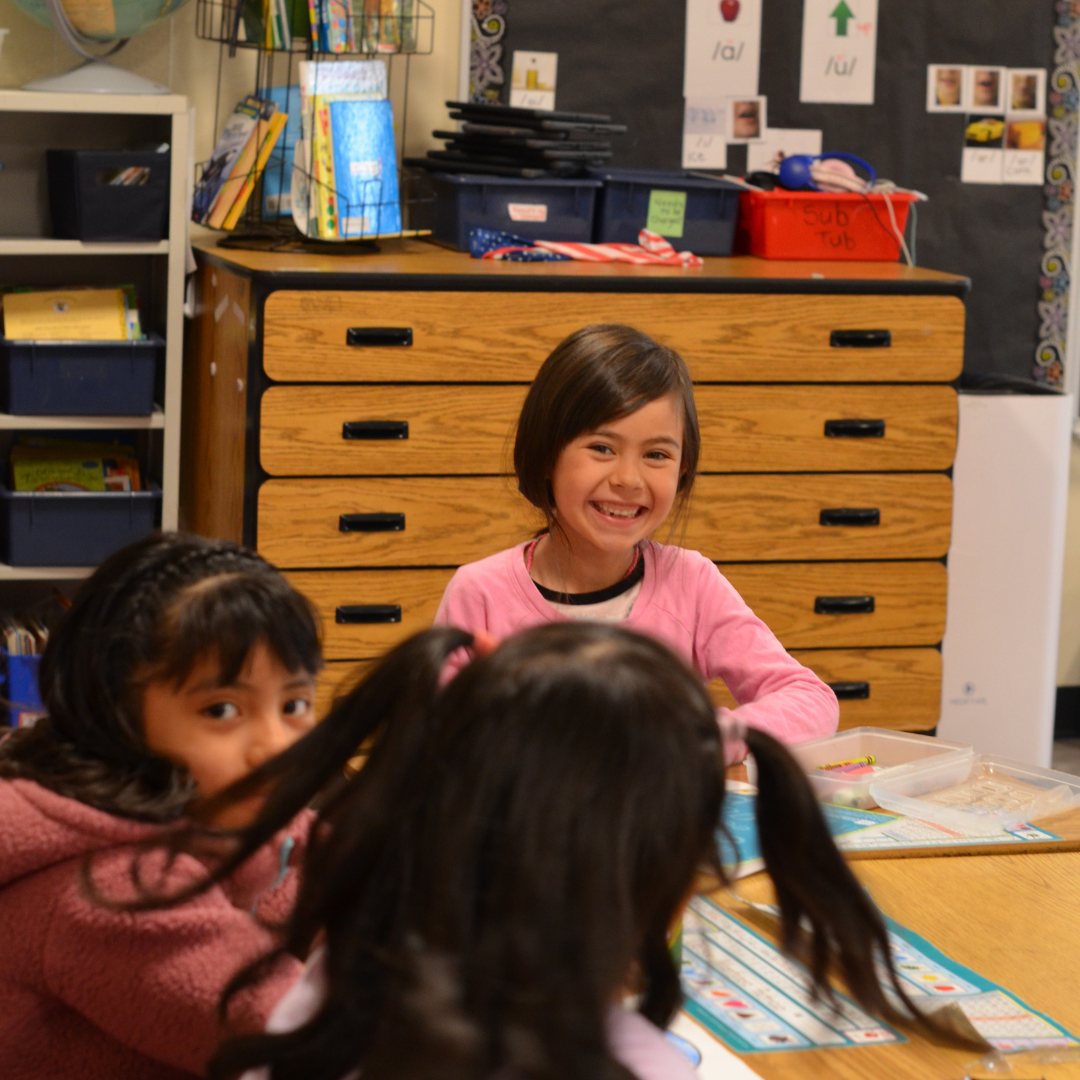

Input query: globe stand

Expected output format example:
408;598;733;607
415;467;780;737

24;59;170;94
23;0;171;94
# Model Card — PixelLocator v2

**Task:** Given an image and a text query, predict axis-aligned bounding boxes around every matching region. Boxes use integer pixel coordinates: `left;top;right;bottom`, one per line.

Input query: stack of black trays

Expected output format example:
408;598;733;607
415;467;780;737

404;100;627;179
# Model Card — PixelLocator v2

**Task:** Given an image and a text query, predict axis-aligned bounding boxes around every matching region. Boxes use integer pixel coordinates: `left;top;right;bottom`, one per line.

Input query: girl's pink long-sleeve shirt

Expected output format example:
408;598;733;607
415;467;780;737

434;540;839;752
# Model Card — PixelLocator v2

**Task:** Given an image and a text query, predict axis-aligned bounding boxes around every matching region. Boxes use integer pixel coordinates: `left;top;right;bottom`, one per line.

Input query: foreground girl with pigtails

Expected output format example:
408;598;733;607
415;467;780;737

149;622;976;1080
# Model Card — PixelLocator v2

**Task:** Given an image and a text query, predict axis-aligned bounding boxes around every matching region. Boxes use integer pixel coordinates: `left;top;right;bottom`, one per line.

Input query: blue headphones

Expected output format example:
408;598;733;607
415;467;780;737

777;152;876;192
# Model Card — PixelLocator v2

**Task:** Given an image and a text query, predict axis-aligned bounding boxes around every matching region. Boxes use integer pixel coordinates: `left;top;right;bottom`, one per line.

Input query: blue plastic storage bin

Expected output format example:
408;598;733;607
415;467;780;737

589;168;743;255
0;334;163;416
429;173;602;251
3;653;43;726
0;482;161;566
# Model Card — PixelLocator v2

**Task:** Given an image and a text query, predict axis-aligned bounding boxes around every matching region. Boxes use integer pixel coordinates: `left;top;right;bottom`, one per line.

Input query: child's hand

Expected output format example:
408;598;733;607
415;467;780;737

472;630;500;658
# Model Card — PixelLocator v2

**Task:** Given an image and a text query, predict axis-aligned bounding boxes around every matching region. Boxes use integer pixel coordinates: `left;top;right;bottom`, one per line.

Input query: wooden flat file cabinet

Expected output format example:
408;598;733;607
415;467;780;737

183;239;968;731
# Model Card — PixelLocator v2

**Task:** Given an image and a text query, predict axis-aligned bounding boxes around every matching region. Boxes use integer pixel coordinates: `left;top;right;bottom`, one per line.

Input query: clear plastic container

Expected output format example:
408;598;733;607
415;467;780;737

869;754;1080;835
790;727;973;809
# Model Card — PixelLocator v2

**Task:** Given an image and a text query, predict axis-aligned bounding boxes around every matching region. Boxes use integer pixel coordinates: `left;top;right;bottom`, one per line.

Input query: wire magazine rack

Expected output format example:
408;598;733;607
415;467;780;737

194;0;435;253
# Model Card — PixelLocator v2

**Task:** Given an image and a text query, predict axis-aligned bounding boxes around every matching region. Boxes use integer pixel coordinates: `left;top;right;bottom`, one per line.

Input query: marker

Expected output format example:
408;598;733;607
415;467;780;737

816;754;876;772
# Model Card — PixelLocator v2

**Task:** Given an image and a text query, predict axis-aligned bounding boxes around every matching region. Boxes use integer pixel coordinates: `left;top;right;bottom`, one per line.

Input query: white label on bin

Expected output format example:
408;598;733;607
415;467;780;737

508;203;548;222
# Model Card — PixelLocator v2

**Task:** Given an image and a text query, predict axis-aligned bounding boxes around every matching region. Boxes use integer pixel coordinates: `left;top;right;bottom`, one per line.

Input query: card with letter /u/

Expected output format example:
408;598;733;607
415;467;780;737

799;0;878;105
683;0;762;100
682;99;727;169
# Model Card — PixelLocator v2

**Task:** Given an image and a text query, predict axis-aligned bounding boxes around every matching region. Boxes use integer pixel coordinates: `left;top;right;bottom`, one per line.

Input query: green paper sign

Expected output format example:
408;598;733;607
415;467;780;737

646;189;687;238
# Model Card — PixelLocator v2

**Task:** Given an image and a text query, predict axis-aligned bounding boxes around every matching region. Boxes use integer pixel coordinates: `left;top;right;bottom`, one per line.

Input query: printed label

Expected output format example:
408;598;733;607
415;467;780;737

508;203;548;222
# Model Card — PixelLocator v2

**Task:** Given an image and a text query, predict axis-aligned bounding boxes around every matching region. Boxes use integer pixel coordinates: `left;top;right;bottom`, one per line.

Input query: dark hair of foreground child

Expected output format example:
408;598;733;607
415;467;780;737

148;623;981;1080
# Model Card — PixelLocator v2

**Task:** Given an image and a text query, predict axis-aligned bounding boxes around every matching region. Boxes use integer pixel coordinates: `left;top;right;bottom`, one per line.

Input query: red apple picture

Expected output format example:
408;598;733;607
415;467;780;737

720;0;740;21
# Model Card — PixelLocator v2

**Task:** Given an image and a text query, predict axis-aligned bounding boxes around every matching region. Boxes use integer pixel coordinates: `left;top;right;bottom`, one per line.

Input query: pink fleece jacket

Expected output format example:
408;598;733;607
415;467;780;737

434;540;839;750
241;949;699;1080
0;778;308;1080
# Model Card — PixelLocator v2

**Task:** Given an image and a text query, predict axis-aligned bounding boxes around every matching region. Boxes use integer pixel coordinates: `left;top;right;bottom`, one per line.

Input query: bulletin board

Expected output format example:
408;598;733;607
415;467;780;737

495;0;1059;380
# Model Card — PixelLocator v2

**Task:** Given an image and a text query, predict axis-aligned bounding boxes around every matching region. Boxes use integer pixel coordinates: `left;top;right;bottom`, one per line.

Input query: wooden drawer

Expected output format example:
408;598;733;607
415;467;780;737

257;473;952;568
319;659;373;717
709;647;942;732
263;291;964;384
322;647;942;731
259;384;957;476
300;560;944;659
721;561;946;648
286;568;454;660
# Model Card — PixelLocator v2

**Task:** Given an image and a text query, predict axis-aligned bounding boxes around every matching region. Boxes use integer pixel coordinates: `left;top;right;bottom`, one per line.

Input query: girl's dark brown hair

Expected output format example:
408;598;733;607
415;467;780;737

513;324;700;531
144;623;976;1080
0;532;322;823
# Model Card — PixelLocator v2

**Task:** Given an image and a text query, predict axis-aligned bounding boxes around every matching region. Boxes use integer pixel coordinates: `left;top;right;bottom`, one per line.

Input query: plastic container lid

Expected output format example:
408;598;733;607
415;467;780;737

869;753;1080;835
432;172;602;188
789;726;973;809
588;167;743;190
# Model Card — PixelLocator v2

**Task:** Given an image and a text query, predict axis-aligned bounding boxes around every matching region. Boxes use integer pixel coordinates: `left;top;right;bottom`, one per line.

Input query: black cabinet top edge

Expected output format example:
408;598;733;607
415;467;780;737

195;248;971;300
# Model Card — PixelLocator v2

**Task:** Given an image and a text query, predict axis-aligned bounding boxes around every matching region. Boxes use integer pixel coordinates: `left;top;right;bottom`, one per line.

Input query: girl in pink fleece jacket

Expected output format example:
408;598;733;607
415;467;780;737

435;324;839;759
149;623;961;1080
0;533;324;1080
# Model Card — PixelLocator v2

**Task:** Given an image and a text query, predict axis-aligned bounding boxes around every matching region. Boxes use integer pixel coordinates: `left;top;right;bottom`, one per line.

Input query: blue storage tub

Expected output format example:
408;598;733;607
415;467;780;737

0;482;161;566
3;653;43;726
429;173;602;251
589;168;743;255
0;334;162;417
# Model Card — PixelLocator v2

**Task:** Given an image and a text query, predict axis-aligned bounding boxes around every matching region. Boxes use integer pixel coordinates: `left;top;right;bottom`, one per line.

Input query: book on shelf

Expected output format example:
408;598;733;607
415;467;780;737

330;99;401;237
10;437;142;493
2;286;143;342
220;109;289;230
206;97;279;229
192;96;264;224
262;85;304;218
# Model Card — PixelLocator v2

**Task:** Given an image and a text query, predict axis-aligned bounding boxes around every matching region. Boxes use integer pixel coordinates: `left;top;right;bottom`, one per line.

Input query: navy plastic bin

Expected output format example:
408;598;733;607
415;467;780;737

0;482;161;566
590;168;743;255
0;334;163;416
47;149;171;242
3;653;43;726
429;173;602;250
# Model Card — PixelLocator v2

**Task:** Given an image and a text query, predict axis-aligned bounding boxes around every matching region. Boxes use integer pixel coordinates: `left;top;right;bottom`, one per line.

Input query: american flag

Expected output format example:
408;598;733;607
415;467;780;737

469;228;704;267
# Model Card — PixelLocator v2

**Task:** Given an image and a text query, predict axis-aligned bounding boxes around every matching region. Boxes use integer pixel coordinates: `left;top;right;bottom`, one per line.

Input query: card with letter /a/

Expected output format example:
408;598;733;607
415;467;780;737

799;0;878;105
683;0;762;100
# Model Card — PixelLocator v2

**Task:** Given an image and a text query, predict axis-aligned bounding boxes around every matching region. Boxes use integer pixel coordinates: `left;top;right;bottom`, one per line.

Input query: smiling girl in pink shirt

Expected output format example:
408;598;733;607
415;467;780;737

435;323;838;757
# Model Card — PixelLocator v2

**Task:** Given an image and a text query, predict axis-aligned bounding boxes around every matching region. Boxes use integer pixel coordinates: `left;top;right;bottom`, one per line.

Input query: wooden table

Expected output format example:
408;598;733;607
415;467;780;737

711;851;1080;1079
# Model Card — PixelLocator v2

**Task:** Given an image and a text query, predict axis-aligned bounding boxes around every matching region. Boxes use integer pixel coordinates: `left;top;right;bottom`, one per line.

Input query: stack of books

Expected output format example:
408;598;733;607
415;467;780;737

2;286;143;342
291;60;401;240
406;100;627;179
236;0;417;53
192;95;289;230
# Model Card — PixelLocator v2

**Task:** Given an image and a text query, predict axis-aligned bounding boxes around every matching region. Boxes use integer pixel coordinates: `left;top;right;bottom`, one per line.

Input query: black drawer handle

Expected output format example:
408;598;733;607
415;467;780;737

814;595;875;615
830;329;892;348
820;508;880;527
824;419;886;438
342;420;409;440
346;327;413;347
828;681;871;700
336;604;402;624
339;512;405;533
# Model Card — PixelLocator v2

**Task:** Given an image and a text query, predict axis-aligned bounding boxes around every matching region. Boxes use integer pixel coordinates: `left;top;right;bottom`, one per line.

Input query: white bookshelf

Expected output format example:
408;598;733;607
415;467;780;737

0;90;188;581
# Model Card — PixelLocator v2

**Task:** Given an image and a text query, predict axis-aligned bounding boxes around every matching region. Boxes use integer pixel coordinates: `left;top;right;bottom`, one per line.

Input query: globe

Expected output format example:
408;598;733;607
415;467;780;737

10;0;191;43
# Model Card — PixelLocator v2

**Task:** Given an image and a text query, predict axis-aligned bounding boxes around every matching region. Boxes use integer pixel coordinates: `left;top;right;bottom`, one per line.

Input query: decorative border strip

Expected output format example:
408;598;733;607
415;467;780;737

1036;2;1080;386
469;0;507;104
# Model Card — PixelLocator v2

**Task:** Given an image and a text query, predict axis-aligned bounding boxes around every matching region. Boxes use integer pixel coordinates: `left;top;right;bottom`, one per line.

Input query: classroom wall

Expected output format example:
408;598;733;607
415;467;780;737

0;0;461;165
1058;439;1080;688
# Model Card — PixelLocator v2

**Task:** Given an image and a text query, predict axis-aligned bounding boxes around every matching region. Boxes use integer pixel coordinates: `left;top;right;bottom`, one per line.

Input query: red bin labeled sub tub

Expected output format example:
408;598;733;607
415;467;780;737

737;189;917;261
